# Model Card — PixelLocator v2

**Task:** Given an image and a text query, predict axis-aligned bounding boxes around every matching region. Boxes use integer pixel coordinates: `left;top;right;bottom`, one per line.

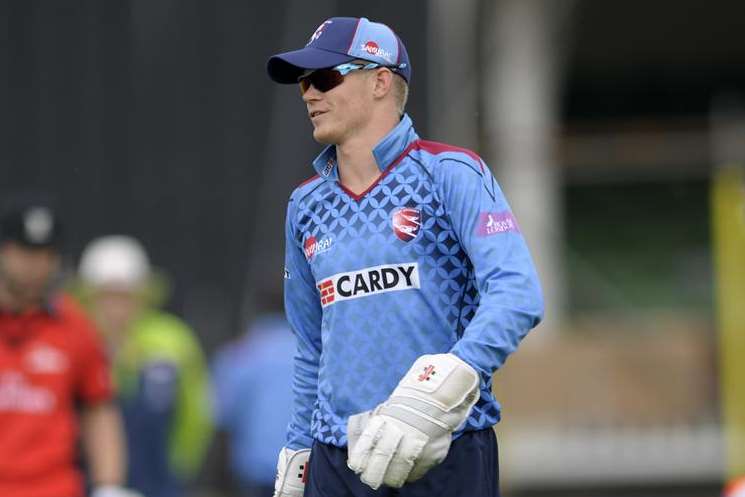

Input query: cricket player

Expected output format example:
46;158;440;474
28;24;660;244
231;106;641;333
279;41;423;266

267;17;544;497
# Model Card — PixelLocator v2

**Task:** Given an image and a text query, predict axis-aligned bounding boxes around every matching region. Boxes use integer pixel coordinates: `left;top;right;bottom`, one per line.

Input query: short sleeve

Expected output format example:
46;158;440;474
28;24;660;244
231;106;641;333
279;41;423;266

72;315;114;404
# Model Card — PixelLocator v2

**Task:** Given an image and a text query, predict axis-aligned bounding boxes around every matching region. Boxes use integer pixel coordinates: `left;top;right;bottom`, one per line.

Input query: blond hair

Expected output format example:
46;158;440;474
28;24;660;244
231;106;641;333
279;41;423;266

391;74;409;116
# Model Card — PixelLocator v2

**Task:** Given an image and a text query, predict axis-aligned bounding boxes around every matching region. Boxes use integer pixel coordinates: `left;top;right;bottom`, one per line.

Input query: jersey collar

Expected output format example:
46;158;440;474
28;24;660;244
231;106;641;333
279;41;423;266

311;113;418;179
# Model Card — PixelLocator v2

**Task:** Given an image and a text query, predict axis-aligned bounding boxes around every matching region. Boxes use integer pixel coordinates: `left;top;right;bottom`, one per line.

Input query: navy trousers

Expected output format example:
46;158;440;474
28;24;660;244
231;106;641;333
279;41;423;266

304;429;500;497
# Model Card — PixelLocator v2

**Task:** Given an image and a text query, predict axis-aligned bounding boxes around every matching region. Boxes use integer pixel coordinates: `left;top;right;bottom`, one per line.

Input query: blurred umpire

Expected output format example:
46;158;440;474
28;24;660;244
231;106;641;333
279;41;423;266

78;235;214;497
0;197;139;497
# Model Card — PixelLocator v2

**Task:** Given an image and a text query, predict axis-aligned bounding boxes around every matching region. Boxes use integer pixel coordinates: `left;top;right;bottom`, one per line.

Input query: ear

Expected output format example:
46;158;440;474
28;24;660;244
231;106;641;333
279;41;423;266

371;68;394;100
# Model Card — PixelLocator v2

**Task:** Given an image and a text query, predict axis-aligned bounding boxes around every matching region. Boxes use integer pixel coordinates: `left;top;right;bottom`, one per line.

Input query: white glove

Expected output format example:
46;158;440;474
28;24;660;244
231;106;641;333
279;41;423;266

91;486;144;497
273;447;311;497
347;353;479;489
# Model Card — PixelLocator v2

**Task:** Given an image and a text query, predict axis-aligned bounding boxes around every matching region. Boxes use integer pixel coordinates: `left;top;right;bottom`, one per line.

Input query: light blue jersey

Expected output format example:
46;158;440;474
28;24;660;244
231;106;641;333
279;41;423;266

283;114;544;450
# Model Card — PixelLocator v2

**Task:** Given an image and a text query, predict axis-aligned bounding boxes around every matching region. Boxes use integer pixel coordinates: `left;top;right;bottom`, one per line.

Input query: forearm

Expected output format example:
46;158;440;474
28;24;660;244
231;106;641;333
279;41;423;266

450;277;543;376
287;352;319;450
436;149;544;375
81;402;127;486
284;196;323;450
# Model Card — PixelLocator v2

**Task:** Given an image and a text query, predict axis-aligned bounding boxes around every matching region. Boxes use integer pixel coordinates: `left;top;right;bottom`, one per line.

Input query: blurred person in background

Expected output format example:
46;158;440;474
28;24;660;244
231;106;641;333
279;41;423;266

0;198;138;497
725;477;745;497
77;235;213;497
211;291;295;497
267;16;543;497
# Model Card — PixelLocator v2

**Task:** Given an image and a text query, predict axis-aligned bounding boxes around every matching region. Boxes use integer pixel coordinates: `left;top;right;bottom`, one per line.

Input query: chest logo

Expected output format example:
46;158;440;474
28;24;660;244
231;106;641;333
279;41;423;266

0;372;55;413
317;263;420;308
304;235;333;261
392;207;422;242
25;345;69;374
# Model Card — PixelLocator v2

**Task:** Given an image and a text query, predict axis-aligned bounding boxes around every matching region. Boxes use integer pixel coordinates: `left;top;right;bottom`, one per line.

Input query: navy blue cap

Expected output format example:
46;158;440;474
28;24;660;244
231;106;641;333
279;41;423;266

267;17;411;84
0;200;62;249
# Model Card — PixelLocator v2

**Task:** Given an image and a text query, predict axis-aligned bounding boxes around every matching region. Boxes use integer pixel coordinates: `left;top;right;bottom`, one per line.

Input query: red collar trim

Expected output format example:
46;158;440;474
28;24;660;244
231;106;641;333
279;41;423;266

337;139;421;201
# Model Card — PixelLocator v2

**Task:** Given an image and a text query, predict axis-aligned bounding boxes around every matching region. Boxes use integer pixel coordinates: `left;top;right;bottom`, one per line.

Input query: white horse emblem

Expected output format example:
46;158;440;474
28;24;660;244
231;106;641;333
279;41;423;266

307;20;333;46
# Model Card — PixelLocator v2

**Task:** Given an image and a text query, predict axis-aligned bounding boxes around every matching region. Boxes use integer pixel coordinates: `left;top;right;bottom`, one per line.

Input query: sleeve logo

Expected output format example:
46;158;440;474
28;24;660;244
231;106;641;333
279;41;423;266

474;211;519;237
316;263;420;308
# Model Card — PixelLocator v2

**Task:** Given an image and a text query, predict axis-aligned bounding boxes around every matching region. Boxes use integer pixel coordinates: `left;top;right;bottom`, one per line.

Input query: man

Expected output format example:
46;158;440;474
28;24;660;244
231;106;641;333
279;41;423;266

267;17;544;497
0;199;137;497
78;235;213;497
212;301;295;497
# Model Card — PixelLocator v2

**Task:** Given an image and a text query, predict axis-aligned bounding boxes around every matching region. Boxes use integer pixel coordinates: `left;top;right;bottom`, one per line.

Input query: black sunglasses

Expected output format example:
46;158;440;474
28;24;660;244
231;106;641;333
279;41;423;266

298;62;380;95
298;62;406;95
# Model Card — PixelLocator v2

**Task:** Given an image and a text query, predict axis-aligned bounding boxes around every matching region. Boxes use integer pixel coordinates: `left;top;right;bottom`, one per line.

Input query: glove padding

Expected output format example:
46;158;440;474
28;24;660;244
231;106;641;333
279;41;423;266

91;486;144;497
273;447;311;497
347;353;479;489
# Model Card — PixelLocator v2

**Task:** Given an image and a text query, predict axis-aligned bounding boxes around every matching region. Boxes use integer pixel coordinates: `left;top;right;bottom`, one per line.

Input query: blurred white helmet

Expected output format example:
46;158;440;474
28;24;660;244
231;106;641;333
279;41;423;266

79;235;151;290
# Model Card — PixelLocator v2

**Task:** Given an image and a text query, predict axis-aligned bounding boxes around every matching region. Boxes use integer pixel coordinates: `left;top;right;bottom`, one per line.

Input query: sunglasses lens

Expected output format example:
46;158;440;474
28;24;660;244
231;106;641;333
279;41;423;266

299;69;345;95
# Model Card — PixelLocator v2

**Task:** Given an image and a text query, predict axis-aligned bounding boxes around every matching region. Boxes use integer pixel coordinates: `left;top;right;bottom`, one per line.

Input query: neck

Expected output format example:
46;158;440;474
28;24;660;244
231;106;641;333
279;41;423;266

0;280;34;314
336;110;400;194
0;285;13;312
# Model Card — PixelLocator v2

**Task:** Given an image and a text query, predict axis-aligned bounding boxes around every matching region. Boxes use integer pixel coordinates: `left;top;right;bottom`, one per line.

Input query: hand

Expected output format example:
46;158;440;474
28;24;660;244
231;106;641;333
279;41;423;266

91;486;144;497
273;447;311;497
347;353;479;489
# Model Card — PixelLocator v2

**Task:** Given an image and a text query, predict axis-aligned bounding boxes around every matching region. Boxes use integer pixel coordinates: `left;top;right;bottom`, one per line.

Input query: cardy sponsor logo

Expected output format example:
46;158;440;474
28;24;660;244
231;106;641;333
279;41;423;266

318;279;334;306
316;263;420;308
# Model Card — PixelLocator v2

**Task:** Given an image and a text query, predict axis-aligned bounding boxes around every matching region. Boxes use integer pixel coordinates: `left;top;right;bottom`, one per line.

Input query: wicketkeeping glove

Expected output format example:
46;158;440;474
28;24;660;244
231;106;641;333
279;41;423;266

273;447;311;497
346;353;480;489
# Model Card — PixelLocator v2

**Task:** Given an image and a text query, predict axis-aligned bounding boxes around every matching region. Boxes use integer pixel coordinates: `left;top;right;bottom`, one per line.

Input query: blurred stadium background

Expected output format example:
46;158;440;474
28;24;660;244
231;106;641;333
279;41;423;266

2;0;745;496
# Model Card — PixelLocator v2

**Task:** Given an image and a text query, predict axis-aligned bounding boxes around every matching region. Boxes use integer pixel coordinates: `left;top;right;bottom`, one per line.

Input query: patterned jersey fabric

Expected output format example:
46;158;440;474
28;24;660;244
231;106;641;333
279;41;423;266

284;114;543;450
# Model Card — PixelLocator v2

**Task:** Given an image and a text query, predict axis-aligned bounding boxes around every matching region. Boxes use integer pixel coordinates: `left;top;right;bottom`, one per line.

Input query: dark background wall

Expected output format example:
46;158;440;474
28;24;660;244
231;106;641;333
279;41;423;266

0;0;429;349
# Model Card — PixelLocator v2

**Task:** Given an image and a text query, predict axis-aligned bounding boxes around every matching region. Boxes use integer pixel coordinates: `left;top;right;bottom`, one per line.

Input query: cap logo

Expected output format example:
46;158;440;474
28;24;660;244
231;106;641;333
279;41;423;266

364;41;379;55
24;207;53;244
307;20;332;46
360;41;394;63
